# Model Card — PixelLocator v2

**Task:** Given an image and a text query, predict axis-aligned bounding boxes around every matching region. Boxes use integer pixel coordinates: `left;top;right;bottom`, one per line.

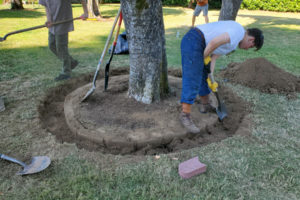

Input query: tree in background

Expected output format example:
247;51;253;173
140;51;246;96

121;0;169;104
219;0;243;20
11;0;23;9
88;0;102;19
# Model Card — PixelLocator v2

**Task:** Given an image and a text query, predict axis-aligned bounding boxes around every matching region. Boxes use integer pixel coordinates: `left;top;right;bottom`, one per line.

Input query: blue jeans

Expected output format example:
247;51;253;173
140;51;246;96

180;28;210;105
194;4;209;16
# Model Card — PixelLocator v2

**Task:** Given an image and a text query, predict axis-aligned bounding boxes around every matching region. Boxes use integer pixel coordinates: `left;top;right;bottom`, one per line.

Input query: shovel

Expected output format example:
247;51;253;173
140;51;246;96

81;7;121;102
0;153;51;175
0;17;81;42
104;12;123;91
208;74;228;121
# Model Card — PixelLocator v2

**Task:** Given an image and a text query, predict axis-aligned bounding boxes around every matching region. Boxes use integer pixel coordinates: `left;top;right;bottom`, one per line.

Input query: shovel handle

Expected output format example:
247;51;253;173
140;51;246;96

0;154;26;167
1;17;81;41
208;73;215;83
104;12;123;91
92;7;122;85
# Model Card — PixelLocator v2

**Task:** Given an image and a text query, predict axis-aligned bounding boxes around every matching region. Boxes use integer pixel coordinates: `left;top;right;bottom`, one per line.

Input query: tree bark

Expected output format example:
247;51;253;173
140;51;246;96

121;0;169;104
218;0;243;21
11;0;24;10
87;0;101;18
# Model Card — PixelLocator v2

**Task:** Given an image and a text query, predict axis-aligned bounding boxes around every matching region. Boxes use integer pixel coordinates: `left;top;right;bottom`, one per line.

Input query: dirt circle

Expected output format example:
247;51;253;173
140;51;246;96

38;68;251;155
220;57;300;96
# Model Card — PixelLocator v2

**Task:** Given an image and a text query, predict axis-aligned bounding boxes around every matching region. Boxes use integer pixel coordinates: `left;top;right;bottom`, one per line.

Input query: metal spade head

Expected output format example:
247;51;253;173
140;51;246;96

215;92;228;121
216;101;228;121
17;156;51;175
81;85;96;102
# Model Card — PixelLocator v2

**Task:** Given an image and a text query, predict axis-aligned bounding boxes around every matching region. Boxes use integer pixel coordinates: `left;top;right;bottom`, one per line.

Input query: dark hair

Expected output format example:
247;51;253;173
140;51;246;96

247;28;264;51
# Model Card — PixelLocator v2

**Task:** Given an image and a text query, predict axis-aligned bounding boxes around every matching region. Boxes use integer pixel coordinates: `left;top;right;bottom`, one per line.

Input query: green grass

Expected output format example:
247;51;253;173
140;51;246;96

0;4;300;200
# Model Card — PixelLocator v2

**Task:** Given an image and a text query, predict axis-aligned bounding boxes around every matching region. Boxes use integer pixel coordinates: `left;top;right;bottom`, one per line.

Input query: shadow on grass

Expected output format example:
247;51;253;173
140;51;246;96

72;4;119;18
0;8;44;18
1;12;299;80
239;14;300;29
78;5;186;18
0;33;127;81
163;13;300;69
163;7;185;16
164;13;300;39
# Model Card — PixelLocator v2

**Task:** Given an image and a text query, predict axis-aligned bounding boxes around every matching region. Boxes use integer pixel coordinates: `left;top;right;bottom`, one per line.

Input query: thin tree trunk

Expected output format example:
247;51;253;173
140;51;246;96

219;0;243;21
87;0;101;18
121;0;169;104
11;0;24;9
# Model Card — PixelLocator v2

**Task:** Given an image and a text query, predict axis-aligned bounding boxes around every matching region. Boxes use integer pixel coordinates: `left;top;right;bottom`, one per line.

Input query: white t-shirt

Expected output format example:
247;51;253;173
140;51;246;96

196;21;245;55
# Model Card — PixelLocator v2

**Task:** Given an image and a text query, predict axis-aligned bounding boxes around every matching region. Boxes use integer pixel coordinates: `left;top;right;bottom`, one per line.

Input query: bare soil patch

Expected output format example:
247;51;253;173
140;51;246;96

38;68;251;155
220;57;300;97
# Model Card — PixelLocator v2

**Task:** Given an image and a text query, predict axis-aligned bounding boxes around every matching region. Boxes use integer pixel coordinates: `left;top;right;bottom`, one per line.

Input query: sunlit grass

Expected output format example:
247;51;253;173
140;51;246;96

0;4;300;200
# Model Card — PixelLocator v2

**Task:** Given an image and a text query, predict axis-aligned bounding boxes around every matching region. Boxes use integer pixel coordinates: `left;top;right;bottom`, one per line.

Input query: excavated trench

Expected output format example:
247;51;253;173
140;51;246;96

38;67;251;155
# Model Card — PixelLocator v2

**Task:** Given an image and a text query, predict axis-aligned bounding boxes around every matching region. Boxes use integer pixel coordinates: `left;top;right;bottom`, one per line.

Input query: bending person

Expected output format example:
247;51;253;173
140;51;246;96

180;20;264;133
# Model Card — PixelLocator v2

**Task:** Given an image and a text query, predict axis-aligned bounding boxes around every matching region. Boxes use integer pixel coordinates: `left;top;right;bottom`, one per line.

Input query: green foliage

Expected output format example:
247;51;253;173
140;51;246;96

162;0;190;6
162;0;221;8
101;0;120;3
241;0;300;12
100;0;222;9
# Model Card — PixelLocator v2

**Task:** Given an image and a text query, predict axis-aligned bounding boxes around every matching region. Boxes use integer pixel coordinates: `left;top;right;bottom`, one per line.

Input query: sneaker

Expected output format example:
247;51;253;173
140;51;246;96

71;60;79;70
179;112;200;134
54;74;71;81
199;103;215;113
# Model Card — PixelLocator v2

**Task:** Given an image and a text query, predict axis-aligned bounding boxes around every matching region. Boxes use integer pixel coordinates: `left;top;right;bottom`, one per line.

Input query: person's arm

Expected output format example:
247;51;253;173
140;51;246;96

210;54;220;75
44;7;53;27
203;32;230;58
80;0;89;19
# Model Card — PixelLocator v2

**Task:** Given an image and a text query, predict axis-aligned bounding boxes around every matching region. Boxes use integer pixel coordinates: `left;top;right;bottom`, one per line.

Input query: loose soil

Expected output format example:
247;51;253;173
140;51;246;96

220;57;300;97
38;68;251;155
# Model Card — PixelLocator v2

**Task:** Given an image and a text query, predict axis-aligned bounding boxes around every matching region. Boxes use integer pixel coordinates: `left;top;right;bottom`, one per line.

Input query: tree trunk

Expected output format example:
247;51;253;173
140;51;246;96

87;0;101;18
11;0;24;10
121;0;169;104
218;0;243;21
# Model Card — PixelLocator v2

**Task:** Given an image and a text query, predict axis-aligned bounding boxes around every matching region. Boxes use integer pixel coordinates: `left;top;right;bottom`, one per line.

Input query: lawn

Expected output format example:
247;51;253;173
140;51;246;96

0;3;300;200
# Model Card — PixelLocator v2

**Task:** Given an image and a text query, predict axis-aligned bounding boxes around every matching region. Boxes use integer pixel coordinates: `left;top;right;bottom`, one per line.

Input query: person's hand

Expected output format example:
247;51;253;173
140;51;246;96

45;21;52;28
207;75;218;92
204;56;211;65
80;13;88;20
204;56;211;73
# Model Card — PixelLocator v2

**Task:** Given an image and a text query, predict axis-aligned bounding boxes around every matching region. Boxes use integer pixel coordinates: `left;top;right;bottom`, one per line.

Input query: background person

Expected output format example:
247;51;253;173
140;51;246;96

180;20;264;133
191;0;209;27
39;0;88;81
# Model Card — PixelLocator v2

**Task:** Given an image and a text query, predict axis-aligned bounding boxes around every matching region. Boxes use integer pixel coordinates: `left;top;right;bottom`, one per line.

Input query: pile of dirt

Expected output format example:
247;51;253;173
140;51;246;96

220;57;300;96
38;68;251;155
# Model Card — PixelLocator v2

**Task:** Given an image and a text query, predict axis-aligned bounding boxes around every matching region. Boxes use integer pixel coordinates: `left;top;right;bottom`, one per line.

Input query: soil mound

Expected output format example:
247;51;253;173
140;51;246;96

220;57;300;95
38;68;251;155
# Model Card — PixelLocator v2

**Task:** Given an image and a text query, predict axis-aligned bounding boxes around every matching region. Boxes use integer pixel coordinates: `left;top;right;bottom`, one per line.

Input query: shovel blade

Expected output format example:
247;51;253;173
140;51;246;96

216;101;228;121
17;156;51;175
81;86;95;102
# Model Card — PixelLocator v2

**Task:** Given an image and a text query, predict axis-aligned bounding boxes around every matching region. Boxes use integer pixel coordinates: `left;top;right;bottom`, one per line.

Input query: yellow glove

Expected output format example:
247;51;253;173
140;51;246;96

207;76;218;92
204;56;211;65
